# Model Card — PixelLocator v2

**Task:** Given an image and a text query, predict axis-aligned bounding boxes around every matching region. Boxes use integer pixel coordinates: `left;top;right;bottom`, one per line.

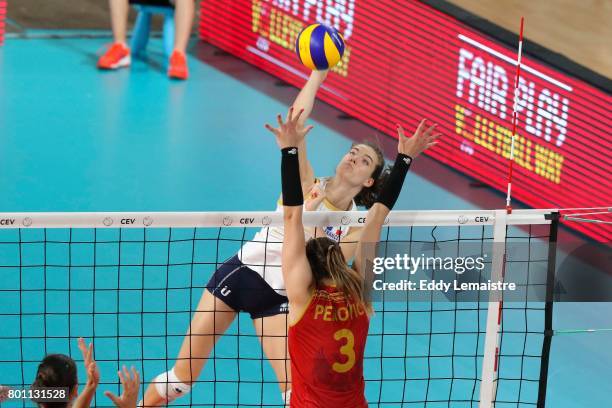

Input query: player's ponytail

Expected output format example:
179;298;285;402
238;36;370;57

306;237;371;314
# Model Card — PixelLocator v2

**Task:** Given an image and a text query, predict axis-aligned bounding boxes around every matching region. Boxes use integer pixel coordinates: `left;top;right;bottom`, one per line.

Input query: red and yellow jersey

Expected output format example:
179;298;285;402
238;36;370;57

288;285;369;407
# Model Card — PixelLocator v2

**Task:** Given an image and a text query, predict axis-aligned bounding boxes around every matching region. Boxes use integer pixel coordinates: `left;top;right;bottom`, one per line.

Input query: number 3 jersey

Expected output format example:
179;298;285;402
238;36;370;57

288;285;369;407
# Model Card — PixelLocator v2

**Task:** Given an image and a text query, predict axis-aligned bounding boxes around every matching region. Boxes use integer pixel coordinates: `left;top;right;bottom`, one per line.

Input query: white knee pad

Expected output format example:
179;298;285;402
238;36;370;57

282;389;291;406
153;368;192;403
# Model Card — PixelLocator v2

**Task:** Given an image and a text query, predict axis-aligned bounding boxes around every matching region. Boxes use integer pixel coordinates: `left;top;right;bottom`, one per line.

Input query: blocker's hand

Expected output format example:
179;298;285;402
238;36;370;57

104;366;140;408
305;184;326;211
72;338;100;408
265;107;314;149
396;119;441;158
78;338;100;390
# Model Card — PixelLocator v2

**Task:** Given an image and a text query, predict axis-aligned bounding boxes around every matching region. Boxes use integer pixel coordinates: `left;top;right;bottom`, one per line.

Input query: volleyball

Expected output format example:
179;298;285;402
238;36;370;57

295;23;345;70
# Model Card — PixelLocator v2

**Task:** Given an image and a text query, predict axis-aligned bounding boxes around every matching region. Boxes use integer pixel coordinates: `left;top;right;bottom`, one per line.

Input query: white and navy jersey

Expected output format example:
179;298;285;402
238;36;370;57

237;177;357;296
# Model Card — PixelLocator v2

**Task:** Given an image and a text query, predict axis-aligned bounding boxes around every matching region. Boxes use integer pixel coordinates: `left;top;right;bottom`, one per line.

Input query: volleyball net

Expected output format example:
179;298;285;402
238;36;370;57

0;209;559;407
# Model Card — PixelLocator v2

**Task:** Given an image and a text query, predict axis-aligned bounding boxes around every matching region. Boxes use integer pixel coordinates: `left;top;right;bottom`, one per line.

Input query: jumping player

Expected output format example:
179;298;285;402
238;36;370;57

273;107;439;405
141;71;406;406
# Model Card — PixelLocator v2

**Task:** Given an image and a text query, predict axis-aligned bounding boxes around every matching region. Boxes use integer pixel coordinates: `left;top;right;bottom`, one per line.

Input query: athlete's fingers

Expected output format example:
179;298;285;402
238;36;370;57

104;391;121;406
287;107;294;123
77;338;88;360
118;370;126;388
424;124;437;138
293;108;305;124
83;342;93;366
430;132;442;141
396;124;406;140
302;125;314;136
415;119;427;136
131;367;140;388
122;365;130;381
264;124;280;136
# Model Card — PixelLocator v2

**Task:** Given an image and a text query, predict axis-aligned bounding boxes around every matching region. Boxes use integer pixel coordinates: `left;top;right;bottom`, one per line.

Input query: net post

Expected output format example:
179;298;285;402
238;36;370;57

479;209;507;407
537;212;559;407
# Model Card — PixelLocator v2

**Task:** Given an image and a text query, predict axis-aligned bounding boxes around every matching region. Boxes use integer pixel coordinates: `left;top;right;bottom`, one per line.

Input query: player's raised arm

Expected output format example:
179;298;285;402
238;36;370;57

353;120;441;276
291;70;328;127
288;70;328;194
72;338;100;408
265;108;315;310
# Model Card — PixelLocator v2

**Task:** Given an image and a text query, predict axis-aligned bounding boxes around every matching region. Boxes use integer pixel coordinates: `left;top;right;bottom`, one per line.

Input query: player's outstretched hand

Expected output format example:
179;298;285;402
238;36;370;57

265;107;314;149
396;119;441;158
104;366;140;408
77;338;100;390
72;338;100;408
305;184;326;211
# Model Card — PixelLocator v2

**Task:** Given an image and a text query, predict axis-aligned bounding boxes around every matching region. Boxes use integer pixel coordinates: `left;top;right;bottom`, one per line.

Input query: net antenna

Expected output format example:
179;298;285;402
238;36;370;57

482;19;528;407
505;17;525;215
478;210;506;407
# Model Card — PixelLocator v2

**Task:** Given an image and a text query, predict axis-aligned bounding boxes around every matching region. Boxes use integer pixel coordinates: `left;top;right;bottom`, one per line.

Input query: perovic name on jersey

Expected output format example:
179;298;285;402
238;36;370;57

313;302;366;322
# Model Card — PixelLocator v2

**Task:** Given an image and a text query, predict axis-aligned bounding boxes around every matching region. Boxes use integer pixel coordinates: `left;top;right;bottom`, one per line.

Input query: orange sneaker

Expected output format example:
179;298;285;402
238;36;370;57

168;51;189;80
97;43;131;70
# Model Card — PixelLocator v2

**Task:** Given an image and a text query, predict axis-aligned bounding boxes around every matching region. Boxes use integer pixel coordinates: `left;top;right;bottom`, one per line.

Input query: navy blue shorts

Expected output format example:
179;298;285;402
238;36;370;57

206;255;288;319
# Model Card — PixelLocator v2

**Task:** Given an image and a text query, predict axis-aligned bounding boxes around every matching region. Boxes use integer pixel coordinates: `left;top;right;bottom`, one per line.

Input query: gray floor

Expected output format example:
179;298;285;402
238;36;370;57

5;0;196;32
7;0;116;31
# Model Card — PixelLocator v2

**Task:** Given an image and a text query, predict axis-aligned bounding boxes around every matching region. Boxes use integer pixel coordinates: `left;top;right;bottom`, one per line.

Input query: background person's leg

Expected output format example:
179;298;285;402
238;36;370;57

172;0;194;54
109;0;130;45
98;0;131;68
167;0;194;79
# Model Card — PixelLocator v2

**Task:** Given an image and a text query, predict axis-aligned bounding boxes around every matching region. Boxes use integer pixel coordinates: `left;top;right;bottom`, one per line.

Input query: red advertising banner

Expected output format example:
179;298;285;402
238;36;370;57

0;1;6;45
199;0;612;242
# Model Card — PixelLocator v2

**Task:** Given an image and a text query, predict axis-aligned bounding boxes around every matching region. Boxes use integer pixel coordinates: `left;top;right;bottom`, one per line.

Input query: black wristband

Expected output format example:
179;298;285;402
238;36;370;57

376;153;413;210
281;147;304;206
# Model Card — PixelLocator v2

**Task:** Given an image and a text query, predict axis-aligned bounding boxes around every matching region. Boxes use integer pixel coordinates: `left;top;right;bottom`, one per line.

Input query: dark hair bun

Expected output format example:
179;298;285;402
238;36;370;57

32;354;78;408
